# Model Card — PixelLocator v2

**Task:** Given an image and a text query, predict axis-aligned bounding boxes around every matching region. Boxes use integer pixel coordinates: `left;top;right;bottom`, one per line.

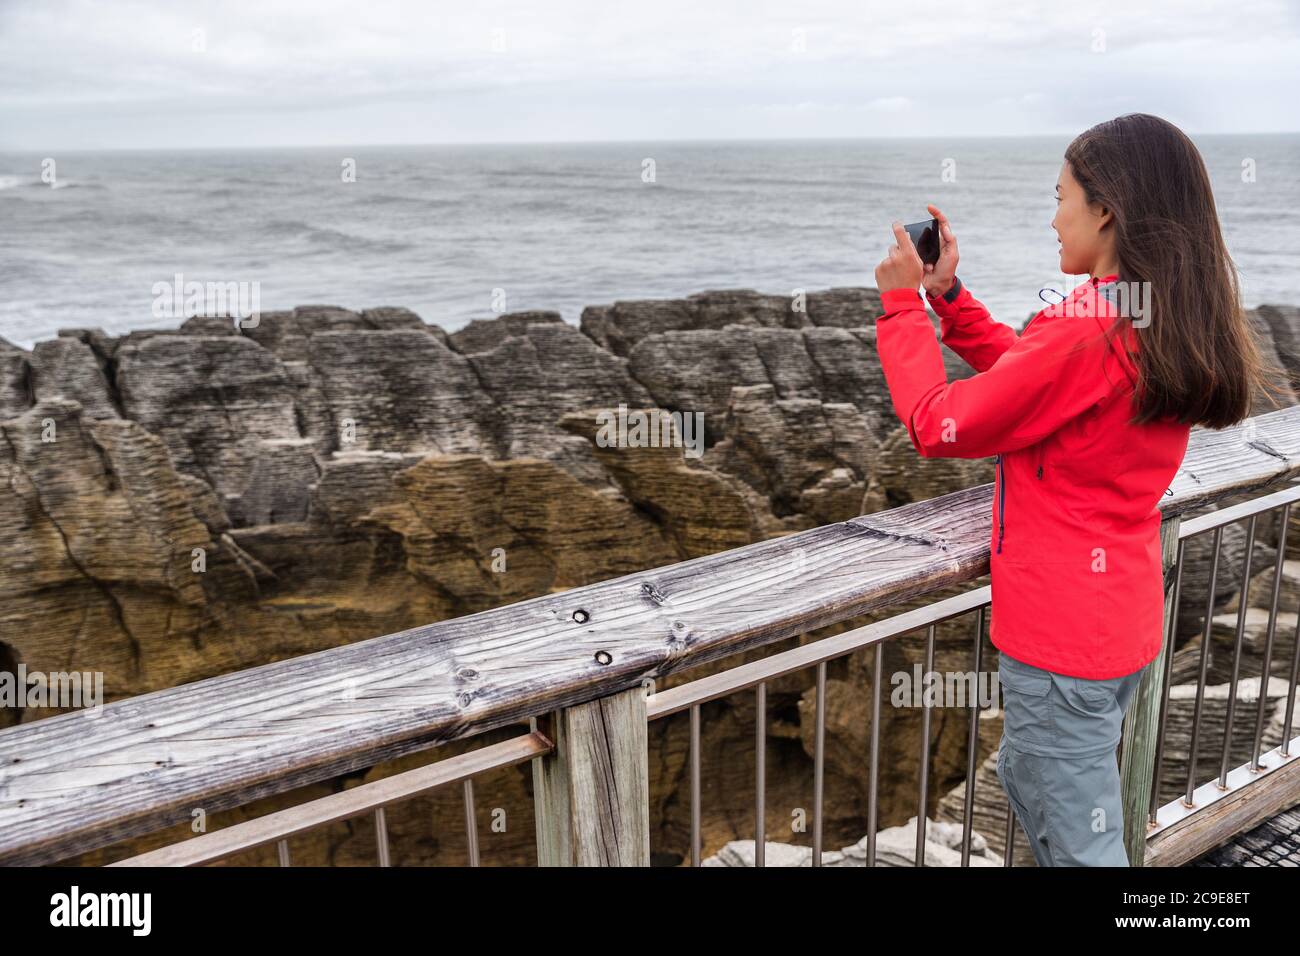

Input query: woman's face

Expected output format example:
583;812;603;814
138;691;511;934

1051;160;1114;276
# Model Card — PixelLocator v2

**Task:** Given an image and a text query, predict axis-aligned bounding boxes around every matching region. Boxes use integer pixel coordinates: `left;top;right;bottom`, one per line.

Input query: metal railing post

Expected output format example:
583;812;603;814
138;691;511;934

532;687;650;866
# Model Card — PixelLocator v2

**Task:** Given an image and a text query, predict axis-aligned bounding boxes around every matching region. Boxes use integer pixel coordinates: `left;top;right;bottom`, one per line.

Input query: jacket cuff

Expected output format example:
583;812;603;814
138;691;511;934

924;276;966;317
927;274;962;303
879;287;925;316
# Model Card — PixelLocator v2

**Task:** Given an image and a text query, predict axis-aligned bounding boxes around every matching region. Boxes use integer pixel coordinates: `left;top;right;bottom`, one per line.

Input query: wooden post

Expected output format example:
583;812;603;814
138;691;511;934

1119;514;1181;865
533;687;650;866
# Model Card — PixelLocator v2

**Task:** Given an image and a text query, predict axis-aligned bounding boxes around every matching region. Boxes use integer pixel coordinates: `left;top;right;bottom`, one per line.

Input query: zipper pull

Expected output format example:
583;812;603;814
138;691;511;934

1036;465;1043;479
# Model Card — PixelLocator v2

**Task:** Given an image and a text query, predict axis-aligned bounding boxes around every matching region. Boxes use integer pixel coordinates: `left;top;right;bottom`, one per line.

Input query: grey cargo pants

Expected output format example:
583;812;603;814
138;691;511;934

995;651;1149;867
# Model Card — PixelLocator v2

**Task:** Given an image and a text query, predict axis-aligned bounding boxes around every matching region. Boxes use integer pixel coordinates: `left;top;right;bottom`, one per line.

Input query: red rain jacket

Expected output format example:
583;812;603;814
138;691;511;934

875;275;1190;679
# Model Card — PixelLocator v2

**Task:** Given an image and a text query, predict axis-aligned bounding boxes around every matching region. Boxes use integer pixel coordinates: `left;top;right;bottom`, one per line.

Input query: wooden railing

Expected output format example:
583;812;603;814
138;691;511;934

3;405;1300;866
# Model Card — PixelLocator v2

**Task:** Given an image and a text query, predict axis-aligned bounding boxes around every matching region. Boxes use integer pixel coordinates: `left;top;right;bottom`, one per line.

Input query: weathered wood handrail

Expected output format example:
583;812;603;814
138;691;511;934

3;405;1300;865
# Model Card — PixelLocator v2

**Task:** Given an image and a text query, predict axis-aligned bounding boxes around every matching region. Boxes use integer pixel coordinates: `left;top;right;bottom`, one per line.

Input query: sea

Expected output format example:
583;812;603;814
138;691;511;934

1;134;1297;349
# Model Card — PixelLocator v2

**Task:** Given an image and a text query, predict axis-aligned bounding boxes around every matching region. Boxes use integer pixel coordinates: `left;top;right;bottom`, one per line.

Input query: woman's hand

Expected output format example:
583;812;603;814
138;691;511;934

920;203;959;299
874;221;924;294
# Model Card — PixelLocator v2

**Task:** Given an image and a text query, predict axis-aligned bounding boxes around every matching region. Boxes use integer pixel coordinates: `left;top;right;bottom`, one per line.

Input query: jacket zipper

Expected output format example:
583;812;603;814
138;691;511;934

996;453;1005;553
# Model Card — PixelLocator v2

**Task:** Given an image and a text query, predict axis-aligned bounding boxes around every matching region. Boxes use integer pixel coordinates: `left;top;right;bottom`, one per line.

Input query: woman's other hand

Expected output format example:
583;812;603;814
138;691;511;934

921;203;959;298
874;221;924;294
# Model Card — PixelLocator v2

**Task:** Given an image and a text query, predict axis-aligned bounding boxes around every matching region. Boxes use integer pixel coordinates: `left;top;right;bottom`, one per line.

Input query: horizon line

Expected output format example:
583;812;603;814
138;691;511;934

2;129;1298;154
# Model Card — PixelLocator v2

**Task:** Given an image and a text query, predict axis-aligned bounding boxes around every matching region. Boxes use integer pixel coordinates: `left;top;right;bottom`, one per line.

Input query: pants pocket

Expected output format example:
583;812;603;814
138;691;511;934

1059;663;1148;717
998;654;1054;747
1057;673;1121;715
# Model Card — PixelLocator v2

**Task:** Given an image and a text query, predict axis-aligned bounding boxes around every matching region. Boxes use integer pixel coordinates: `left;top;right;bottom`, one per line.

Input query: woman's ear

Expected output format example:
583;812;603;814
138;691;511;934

1092;201;1114;231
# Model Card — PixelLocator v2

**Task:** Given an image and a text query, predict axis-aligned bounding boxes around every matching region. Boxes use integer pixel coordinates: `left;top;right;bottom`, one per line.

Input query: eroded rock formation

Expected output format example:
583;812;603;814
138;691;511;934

2;287;1298;865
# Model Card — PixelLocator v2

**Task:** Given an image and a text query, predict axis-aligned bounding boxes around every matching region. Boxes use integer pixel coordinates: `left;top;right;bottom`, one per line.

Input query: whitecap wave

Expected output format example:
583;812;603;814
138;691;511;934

0;176;82;191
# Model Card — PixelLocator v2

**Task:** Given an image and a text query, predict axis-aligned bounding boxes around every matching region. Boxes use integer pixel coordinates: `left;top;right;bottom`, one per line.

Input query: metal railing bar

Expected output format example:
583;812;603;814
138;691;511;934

110;731;552;867
813;661;826;867
1177;483;1300;538
755;681;766;868
1218;515;1257;786
645;586;992;721
960;605;986;867
375;807;391;867
463;779;480;867
915;623;936;867
1002;804;1015;867
690;704;701;867
1185;525;1223;805
1284;613;1300;760
867;642;882;867
1252;503;1290;771
1149;536;1187;825
277;839;290;867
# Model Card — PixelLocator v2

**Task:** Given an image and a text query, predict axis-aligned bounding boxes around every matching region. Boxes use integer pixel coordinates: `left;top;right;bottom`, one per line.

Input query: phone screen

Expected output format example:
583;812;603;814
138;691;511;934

904;218;940;266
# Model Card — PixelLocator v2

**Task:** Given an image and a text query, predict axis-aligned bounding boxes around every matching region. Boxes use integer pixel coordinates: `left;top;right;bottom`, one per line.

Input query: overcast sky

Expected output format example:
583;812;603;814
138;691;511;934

1;0;1297;150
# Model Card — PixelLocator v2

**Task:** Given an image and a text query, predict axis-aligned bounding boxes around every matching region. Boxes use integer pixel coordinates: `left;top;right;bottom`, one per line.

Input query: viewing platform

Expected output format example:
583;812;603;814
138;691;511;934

3;406;1300;867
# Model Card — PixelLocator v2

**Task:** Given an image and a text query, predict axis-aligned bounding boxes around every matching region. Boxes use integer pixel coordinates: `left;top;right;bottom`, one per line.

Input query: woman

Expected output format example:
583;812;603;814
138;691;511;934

871;113;1280;866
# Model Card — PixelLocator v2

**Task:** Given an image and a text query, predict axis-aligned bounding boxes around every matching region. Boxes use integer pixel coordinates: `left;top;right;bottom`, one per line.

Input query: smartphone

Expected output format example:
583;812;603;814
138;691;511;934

903;218;941;266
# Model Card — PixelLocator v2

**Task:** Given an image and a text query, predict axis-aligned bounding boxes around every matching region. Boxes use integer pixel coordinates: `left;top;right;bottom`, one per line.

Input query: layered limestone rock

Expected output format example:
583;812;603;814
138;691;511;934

701;816;1002;867
0;400;214;709
2;289;1298;866
0;336;30;419
115;332;304;509
579;287;886;358
303;327;499;457
453;316;654;486
30;337;120;420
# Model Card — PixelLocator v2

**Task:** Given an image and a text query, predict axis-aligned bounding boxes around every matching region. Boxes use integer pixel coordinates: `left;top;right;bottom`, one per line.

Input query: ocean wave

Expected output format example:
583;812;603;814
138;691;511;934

0;176;87;192
362;192;462;208
262;218;414;253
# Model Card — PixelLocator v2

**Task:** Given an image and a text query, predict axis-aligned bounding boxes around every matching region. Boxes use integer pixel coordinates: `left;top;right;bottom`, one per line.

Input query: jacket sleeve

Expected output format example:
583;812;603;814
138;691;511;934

874;287;1118;459
927;279;1018;373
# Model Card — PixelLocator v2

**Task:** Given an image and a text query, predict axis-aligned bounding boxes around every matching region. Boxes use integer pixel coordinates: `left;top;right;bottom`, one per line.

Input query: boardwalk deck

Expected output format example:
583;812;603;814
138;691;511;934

1192;802;1300;866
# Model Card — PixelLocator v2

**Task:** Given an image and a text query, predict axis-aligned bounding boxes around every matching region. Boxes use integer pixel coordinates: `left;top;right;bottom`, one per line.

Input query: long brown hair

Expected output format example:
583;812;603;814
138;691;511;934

1064;113;1287;428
